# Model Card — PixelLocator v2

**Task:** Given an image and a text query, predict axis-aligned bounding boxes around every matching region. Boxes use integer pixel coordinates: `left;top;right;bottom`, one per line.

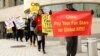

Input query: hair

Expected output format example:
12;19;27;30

40;9;44;14
49;10;52;15
66;3;73;8
91;10;94;15
37;9;44;16
28;18;31;22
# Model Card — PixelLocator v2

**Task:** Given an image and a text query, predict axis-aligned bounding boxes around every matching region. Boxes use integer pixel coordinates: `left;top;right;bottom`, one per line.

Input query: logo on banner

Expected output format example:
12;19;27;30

42;14;53;35
30;2;40;14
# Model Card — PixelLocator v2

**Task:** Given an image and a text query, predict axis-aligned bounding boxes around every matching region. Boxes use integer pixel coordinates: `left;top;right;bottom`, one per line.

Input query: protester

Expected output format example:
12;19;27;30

16;28;24;42
25;18;30;42
35;9;46;54
16;18;25;42
29;15;37;46
12;21;17;40
65;3;78;56
32;15;37;46
6;27;13;39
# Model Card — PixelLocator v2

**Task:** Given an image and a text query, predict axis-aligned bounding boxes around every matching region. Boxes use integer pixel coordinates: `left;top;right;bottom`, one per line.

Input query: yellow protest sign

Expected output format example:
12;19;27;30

30;2;40;14
42;14;53;36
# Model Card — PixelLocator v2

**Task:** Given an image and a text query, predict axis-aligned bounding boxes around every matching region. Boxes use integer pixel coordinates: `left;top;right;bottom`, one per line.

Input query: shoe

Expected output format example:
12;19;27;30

38;49;40;52
71;55;75;56
43;51;46;54
20;40;23;42
16;39;18;41
67;54;70;56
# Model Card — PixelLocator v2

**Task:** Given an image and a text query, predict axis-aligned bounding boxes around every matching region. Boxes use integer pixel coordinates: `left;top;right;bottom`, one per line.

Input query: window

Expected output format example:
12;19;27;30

3;0;5;7
19;0;23;5
0;0;4;8
42;4;66;14
14;0;23;6
14;0;17;6
42;3;100;18
73;3;100;17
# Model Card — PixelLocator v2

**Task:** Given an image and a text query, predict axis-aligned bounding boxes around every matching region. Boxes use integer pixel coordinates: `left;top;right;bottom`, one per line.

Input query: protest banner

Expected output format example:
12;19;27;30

14;17;25;29
51;10;92;37
42;14;53;35
30;2;40;14
4;17;14;29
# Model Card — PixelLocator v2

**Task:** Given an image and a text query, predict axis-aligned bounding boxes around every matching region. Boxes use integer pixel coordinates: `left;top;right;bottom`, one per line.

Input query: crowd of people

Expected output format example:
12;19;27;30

4;3;93;56
5;8;50;54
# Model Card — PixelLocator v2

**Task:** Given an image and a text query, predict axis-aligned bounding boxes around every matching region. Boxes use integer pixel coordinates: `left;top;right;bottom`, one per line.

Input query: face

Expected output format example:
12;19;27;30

32;16;36;20
38;9;43;15
32;14;37;20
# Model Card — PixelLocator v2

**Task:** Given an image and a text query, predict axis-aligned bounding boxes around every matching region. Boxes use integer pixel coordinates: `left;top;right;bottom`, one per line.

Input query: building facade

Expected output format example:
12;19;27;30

0;0;23;9
0;0;3;9
24;0;100;18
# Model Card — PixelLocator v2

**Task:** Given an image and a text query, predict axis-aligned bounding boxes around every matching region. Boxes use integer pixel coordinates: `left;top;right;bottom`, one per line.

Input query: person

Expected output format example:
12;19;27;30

16;18;25;42
29;15;37;46
12;21;17;40
91;9;94;15
16;28;24;42
65;3;78;56
6;27;13;39
24;18;30;42
35;9;46;54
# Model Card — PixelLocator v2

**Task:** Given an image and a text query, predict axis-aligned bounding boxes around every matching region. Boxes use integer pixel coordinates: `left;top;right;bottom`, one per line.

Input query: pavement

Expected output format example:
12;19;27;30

0;38;100;56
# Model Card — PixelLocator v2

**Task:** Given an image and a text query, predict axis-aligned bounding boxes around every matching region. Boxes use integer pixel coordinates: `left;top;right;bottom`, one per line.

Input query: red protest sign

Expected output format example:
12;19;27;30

51;10;92;37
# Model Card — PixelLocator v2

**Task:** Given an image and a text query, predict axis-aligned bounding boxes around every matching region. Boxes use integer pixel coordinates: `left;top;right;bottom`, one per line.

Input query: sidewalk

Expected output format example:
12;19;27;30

0;39;99;56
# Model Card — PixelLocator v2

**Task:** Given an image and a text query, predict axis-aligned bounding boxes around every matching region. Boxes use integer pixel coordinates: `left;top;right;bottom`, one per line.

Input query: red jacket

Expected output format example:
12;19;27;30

35;15;42;30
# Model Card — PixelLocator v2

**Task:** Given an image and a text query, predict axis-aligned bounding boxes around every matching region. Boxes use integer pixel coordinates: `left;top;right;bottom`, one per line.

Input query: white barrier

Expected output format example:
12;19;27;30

77;37;82;53
87;38;98;56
